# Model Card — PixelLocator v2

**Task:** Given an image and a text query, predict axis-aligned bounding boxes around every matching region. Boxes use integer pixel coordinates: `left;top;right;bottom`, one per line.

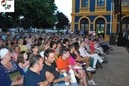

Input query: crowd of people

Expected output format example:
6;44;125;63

0;32;113;86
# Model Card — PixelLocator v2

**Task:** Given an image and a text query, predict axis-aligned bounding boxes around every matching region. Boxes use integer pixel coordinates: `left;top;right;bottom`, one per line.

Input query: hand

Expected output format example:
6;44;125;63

63;76;71;82
38;81;49;86
14;75;24;82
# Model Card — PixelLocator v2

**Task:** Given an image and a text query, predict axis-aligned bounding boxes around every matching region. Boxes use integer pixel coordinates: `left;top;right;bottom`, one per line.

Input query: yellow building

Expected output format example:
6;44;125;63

71;0;129;41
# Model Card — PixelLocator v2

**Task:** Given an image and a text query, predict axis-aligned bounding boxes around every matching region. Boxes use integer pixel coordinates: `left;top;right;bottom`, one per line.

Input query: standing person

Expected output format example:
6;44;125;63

0;48;24;86
44;48;71;86
24;55;54;86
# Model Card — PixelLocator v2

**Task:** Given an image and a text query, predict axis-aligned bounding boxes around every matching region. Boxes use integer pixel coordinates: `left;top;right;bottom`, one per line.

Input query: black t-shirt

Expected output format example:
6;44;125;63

24;69;46;86
43;61;60;79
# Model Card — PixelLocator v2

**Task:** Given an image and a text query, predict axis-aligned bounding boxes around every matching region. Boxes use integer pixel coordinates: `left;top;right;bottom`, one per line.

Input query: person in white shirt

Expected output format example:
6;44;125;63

79;40;104;69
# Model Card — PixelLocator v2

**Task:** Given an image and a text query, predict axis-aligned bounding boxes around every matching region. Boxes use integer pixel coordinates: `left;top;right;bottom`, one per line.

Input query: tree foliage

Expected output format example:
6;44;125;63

56;11;69;29
1;0;57;28
0;0;70;30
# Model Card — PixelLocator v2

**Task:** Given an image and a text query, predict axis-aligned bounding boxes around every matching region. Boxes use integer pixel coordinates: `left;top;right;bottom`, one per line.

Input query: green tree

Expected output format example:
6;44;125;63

56;12;69;29
7;0;57;28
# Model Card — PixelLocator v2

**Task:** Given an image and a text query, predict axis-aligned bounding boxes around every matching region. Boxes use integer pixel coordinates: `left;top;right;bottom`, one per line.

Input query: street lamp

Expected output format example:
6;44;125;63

19;15;24;32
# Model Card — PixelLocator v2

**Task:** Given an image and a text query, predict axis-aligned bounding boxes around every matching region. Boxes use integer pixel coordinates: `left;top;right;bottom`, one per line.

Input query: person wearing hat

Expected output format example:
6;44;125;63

0;48;24;86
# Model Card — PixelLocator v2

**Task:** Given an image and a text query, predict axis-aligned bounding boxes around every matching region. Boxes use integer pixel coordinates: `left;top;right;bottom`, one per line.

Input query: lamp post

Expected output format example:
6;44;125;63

19;15;24;32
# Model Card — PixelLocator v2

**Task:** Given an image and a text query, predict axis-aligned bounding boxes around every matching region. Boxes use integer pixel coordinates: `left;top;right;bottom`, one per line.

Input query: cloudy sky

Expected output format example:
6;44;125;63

55;0;72;22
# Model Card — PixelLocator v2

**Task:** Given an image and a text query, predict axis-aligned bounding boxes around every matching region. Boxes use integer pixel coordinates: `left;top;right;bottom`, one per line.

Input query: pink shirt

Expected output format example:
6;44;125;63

69;56;76;65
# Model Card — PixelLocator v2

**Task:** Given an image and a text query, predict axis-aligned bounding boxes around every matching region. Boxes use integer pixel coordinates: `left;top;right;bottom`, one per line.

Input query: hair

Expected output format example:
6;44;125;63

44;48;55;58
49;41;56;48
13;44;20;50
37;37;43;46
63;39;69;44
68;44;74;50
73;42;80;50
17;51;26;63
31;44;38;49
59;48;70;57
29;55;42;67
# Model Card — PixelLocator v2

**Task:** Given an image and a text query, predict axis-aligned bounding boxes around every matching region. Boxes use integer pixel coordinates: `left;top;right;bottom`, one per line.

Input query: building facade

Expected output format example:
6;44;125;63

71;0;129;41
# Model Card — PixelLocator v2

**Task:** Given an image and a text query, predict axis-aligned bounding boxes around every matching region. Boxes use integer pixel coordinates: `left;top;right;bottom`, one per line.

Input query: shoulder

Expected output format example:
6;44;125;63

0;65;7;75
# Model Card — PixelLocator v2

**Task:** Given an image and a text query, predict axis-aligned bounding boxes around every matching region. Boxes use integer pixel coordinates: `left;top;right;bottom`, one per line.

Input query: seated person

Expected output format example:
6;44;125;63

69;44;87;86
17;51;30;73
23;55;54;86
44;48;71;86
56;48;79;85
0;48;24;86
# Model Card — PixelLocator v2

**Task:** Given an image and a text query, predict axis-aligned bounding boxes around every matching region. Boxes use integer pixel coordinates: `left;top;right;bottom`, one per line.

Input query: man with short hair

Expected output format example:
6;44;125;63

24;55;54;86
44;48;70;86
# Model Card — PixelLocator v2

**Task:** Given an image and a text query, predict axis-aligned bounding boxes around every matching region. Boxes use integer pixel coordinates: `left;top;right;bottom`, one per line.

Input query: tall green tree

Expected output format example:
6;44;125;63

56;12;69;29
6;0;57;28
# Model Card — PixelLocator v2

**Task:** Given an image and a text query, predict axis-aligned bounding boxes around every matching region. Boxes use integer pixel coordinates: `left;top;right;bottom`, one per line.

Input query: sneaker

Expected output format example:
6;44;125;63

88;80;97;85
86;67;96;72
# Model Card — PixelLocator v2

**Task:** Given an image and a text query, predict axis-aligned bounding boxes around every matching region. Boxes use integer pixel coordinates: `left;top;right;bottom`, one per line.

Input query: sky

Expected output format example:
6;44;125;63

55;0;72;22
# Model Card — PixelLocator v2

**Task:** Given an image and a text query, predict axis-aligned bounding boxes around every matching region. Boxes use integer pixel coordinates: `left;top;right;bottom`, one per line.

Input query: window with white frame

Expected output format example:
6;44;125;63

81;0;88;7
97;0;105;6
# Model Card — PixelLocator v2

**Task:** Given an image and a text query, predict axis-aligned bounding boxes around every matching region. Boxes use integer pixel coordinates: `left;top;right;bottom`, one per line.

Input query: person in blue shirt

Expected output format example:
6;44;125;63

0;48;24;86
23;55;54;86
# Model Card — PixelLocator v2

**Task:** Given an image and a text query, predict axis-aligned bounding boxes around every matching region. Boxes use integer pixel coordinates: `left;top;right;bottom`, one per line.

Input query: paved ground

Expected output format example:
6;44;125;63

92;46;129;86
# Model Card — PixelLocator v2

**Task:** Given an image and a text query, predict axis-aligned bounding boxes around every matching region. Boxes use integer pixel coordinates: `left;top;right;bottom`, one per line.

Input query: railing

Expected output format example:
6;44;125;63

80;7;89;12
122;5;129;11
95;6;106;11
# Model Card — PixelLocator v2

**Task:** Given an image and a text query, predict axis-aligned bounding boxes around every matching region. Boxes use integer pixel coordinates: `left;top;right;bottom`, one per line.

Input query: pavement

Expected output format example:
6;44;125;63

91;46;129;86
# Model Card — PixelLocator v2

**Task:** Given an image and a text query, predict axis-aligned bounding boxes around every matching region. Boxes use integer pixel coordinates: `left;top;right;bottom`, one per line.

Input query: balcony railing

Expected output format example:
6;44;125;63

95;6;106;11
122;5;129;11
80;7;89;12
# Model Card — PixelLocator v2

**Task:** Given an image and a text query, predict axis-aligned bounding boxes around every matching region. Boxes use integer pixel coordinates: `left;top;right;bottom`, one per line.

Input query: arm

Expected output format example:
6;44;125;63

11;76;24;86
53;76;70;83
45;71;54;83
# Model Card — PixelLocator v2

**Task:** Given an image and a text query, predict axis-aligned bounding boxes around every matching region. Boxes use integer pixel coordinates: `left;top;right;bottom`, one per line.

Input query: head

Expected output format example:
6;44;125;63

37;37;43;46
13;44;20;53
18;39;24;45
59;48;70;60
80;40;85;47
44;48;55;64
17;51;28;64
63;39;69;46
29;55;44;72
27;38;32;45
56;40;62;48
68;44;75;52
0;48;11;61
31;44;38;53
73;42;80;50
50;41;57;49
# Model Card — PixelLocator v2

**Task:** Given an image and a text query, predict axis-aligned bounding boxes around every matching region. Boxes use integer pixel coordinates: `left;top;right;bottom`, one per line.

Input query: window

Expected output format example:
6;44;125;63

97;0;105;6
95;18;105;37
82;0;88;7
80;18;89;31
